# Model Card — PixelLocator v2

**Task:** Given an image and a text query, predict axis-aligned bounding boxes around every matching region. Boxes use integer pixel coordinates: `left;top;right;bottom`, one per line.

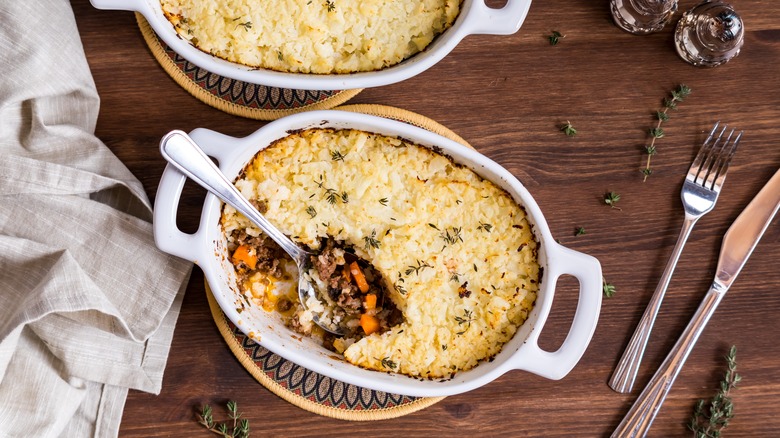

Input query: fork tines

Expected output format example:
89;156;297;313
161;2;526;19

689;122;743;191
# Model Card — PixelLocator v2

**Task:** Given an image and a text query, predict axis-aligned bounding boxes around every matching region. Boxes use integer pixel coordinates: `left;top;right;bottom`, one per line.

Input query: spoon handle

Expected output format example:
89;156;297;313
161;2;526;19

160;130;307;262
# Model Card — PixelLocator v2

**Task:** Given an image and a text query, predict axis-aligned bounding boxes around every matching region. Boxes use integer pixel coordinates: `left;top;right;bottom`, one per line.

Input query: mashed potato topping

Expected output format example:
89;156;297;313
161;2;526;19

221;128;539;378
161;0;461;74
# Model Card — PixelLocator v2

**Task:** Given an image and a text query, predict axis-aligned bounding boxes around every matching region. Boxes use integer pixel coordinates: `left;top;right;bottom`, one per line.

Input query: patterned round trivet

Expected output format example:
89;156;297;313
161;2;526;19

205;105;473;420
135;14;362;120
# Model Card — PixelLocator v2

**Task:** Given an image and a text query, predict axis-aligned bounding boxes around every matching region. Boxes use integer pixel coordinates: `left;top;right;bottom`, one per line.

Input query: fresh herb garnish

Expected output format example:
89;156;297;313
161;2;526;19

477;221;493;232
604;191;621;210
314;175;348;205
643;84;691;181
548;30;564;46
689;345;741;438
197;401;249;438
364;229;380;250
455;309;476;335
440;226;463;247
394;274;407;295
575;226;586;236
379;357;397;369
378;197;388;206
331;150;347;161
236;21;252;31
405;259;433;276
324;0;335;12
306;206;317;218
560;120;577;136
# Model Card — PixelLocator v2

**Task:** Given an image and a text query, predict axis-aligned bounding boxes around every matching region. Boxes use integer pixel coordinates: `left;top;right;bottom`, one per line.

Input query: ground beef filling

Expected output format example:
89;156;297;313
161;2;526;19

228;233;400;348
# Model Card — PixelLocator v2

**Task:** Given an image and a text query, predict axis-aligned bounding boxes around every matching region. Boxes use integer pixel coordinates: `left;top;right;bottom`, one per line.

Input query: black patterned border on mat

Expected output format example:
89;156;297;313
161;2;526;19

231;322;423;410
163;46;346;111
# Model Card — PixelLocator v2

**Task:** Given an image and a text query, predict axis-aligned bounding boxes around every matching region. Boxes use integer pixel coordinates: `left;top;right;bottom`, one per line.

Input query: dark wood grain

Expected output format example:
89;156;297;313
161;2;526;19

70;0;780;436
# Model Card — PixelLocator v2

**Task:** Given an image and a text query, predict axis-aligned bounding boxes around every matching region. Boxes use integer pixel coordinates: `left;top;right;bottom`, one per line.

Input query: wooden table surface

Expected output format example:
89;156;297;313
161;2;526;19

71;0;780;436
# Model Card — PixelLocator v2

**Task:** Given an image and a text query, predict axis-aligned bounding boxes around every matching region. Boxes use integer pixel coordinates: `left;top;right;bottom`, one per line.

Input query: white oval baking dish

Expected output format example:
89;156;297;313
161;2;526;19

90;0;532;90
153;110;602;396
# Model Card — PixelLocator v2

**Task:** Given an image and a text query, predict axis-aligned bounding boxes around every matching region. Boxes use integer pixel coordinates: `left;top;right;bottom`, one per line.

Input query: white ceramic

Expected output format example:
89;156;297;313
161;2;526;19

153;110;602;397
90;0;532;90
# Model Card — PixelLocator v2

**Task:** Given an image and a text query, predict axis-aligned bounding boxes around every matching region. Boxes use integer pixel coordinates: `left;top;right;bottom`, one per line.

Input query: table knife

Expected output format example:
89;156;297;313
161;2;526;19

613;167;780;438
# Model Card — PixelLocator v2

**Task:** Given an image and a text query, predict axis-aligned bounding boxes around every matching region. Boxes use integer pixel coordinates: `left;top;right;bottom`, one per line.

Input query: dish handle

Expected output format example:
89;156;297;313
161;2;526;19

511;244;602;379
89;0;150;13
152;128;235;262
462;0;533;35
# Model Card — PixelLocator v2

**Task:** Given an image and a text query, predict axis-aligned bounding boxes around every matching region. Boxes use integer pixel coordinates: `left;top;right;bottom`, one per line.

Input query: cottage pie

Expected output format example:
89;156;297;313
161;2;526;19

221;128;540;378
161;0;461;74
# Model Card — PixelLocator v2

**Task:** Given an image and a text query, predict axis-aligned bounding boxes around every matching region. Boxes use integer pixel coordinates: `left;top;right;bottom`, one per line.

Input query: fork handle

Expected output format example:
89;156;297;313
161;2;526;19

612;284;725;438
608;214;699;393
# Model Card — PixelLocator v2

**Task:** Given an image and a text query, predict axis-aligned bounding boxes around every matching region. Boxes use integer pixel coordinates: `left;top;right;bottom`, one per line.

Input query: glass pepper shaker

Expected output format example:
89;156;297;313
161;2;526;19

610;0;678;35
674;0;744;67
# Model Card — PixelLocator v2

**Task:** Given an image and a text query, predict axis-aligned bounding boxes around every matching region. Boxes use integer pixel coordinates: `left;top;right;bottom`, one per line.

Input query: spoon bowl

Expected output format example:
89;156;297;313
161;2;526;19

159;130;345;335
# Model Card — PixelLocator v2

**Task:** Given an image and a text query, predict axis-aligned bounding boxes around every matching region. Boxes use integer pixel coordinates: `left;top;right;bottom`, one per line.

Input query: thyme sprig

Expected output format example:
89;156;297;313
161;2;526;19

477;221;493;232
455;309;476;335
575;226;586;236
440;226;463;247
405;259;433;276
378;357;398;370
689;345;741;438
197;401;249;438
236;21;252;31
314;175;348;205
364;229;380;250
643;84;692;181
330;150;347;161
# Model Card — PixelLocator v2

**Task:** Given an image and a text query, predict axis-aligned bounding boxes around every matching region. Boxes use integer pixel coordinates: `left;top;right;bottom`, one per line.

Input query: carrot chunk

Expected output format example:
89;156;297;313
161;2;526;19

231;244;257;270
359;314;380;335
350;261;370;293
364;293;377;310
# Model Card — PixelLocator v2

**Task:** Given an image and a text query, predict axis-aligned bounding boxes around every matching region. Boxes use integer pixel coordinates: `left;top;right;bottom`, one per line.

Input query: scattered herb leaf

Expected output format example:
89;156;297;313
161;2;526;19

602;278;616;298
306;206;317;218
575;226;586;236
604;191;622;210
548;30;564;45
560;120;577;136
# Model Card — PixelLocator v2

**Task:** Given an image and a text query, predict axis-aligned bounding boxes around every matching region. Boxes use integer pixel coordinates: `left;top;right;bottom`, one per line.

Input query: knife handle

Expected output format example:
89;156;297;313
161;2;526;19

612;284;726;438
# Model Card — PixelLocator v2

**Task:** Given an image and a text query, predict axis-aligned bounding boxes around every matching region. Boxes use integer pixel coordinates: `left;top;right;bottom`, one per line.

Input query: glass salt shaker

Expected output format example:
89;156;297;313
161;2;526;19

610;0;678;35
674;0;745;67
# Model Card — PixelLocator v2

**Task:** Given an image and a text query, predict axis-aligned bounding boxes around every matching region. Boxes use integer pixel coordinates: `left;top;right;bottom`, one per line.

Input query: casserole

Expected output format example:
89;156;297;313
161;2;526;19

153;110;602;396
90;0;532;90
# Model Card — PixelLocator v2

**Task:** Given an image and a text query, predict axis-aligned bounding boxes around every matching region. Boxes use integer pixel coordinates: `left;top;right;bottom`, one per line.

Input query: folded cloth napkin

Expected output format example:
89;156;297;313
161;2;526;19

0;1;193;436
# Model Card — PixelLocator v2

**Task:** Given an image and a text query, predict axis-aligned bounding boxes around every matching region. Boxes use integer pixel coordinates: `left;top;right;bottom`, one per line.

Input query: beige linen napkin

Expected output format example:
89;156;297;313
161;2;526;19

0;1;192;436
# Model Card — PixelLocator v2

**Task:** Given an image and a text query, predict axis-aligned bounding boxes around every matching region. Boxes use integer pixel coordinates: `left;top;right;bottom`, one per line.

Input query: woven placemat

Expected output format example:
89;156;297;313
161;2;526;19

207;104;473;420
136;14;362;120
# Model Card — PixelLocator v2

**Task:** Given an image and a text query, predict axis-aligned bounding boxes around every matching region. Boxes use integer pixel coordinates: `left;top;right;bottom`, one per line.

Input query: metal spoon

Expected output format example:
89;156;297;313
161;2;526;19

159;130;344;335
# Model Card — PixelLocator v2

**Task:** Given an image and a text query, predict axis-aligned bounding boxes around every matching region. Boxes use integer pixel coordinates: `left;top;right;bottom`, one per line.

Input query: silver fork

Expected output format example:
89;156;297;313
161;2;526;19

609;122;742;393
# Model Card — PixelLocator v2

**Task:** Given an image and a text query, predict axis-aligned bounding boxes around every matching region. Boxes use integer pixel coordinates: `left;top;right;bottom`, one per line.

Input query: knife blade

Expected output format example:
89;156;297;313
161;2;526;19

715;167;780;289
613;167;780;438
